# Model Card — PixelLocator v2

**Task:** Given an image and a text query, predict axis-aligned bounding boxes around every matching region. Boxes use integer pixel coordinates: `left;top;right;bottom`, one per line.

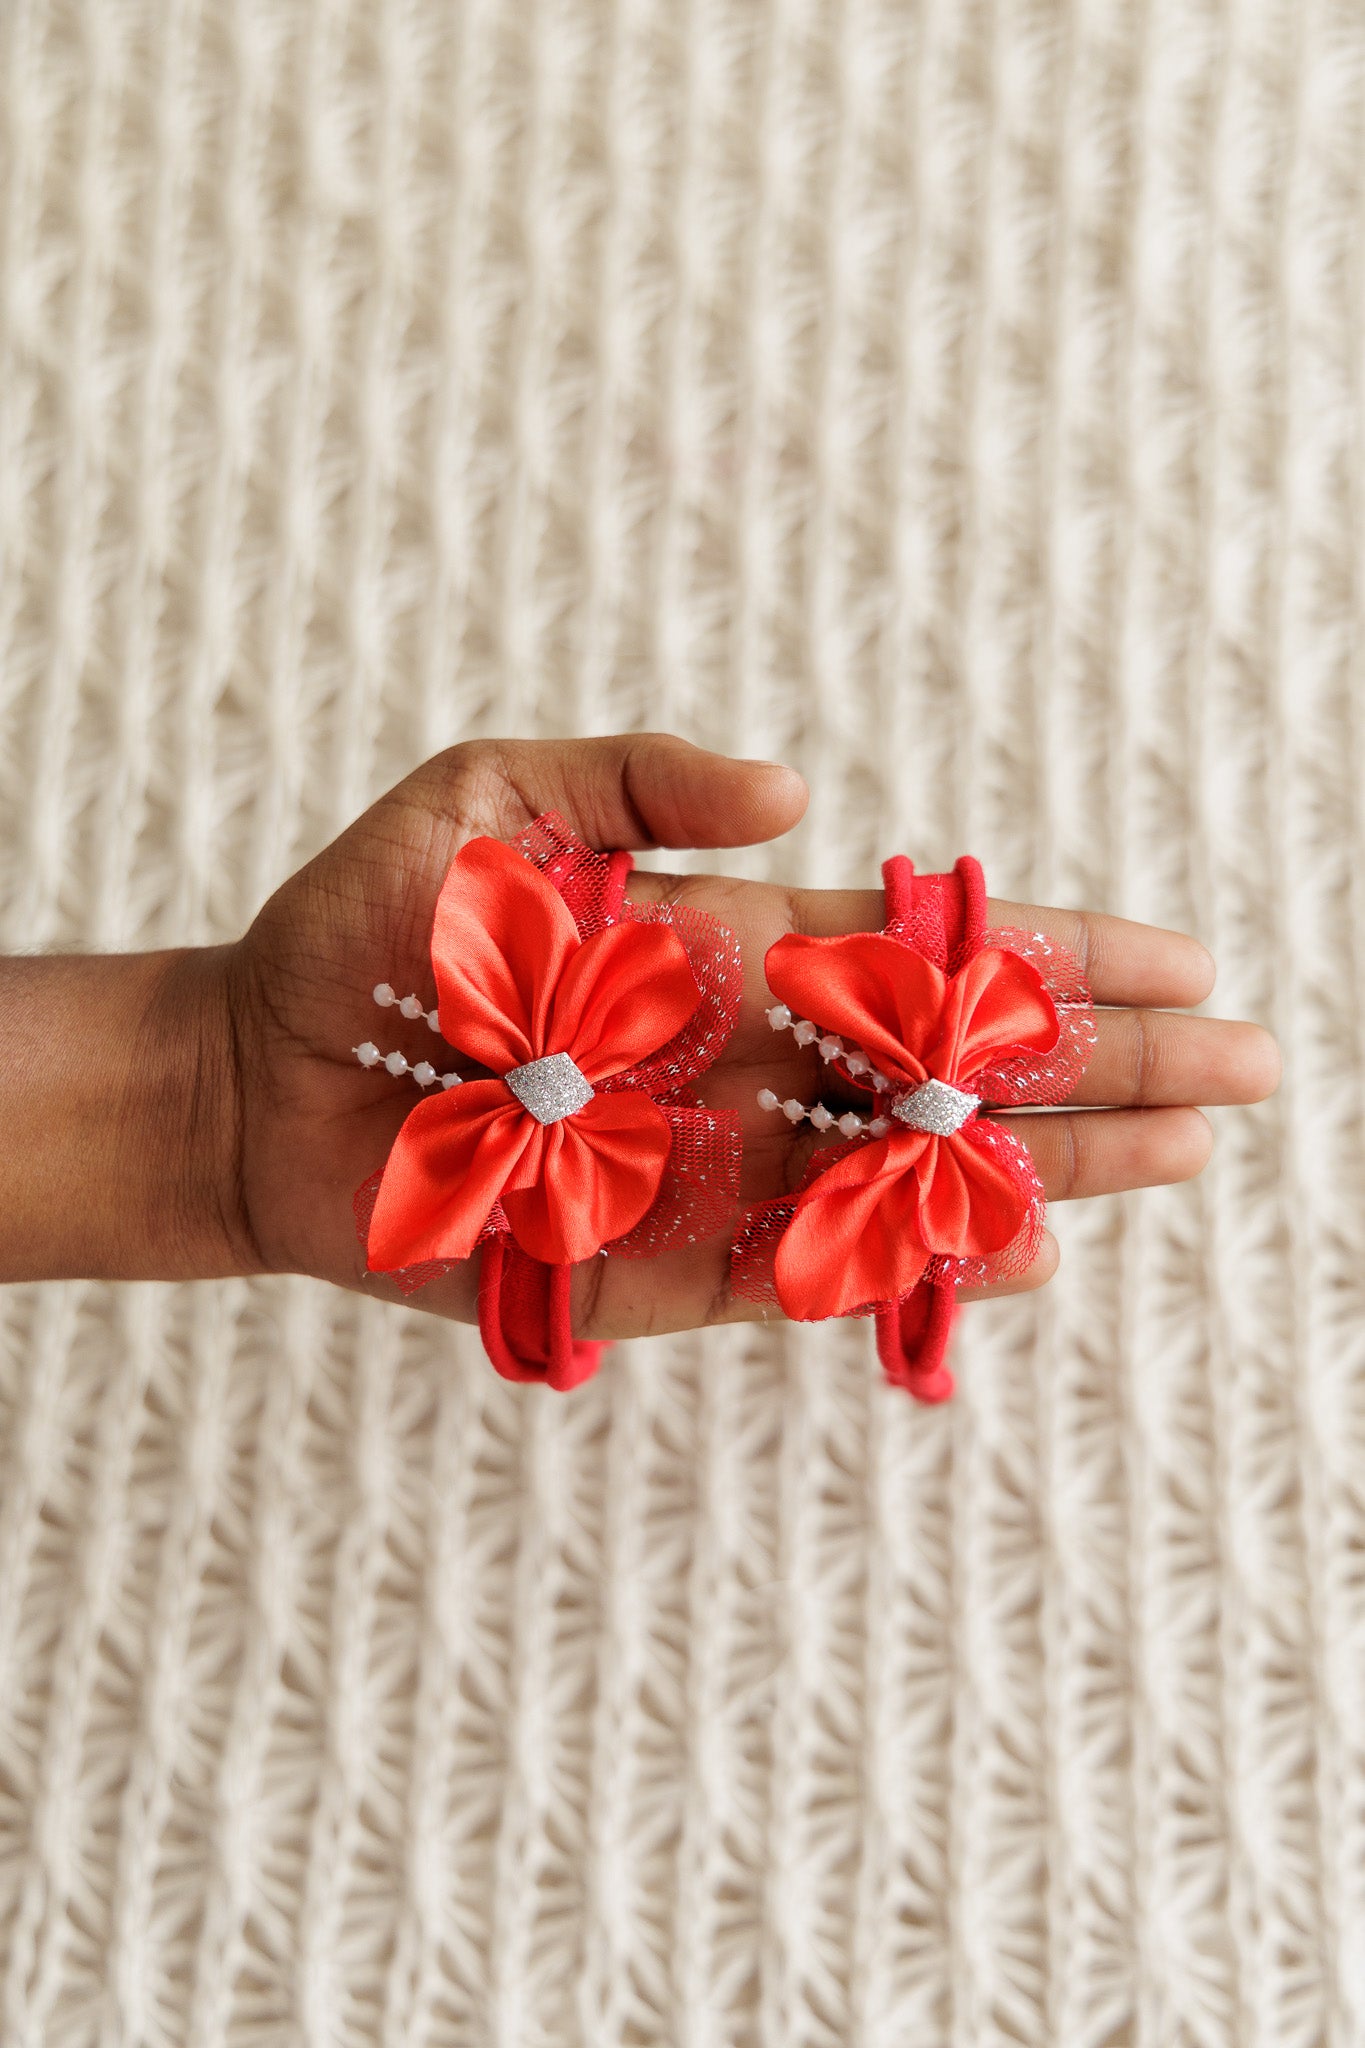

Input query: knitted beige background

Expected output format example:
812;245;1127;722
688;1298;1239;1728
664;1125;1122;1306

0;2;1359;2043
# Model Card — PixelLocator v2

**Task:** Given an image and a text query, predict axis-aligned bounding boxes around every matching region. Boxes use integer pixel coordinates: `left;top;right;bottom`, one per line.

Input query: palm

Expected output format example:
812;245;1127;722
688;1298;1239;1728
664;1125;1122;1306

229;737;1278;1341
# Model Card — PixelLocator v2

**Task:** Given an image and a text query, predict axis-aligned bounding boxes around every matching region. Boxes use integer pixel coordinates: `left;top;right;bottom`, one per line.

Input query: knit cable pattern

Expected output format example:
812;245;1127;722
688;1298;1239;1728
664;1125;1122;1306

0;1;1357;2041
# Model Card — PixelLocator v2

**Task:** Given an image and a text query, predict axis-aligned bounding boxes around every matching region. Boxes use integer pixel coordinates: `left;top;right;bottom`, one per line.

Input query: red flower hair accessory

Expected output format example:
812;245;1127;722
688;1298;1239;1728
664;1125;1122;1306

731;855;1095;1402
353;812;743;1390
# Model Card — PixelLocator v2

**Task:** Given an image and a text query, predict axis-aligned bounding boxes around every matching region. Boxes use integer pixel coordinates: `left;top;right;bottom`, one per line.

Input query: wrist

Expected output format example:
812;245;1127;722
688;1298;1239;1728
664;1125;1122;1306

136;945;264;1280
0;947;261;1284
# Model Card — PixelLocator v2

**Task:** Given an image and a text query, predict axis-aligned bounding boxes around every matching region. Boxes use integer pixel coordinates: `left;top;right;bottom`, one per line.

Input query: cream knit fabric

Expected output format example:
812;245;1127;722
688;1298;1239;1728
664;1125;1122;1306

0;1;1359;2042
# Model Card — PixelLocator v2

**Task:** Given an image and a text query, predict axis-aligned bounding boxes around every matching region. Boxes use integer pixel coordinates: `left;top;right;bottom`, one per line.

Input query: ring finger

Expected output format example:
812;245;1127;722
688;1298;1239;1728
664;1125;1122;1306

1063;1008;1279;1108
1002;1104;1213;1202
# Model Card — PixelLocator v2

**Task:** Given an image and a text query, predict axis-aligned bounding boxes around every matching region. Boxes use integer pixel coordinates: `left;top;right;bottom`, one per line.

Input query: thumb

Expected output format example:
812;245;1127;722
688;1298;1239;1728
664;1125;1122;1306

439;732;808;851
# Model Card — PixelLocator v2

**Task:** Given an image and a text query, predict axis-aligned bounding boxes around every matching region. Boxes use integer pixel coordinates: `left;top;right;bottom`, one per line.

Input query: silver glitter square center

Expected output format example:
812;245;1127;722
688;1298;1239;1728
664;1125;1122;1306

891;1077;980;1135
504;1051;595;1125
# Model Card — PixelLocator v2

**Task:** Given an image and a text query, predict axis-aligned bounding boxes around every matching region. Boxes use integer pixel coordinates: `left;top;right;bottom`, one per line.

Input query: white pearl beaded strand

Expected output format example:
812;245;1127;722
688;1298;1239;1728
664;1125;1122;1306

354;981;461;1089
757;1001;888;1138
374;983;443;1032
353;1040;464;1090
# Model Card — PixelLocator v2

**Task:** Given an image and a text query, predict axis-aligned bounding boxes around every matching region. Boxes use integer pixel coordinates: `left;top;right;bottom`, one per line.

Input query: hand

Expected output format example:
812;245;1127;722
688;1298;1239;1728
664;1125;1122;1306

224;735;1280;1338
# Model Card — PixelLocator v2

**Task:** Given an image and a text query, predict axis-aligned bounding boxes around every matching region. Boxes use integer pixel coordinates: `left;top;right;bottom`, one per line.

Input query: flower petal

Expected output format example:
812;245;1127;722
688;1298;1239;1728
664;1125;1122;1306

774;1130;933;1321
431;837;582;1069
925;946;1059;1084
546;919;701;1082
498;1091;673;1264
911;1124;1033;1257
366;1079;532;1269
765;932;948;1084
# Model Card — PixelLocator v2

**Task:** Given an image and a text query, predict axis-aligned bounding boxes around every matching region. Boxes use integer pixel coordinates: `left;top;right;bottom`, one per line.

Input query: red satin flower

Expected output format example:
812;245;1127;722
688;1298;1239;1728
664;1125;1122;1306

762;933;1061;1322
364;836;707;1271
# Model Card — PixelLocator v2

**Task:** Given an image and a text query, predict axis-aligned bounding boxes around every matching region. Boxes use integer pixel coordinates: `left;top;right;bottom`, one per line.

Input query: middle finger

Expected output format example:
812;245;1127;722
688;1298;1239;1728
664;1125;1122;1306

771;1009;1277;1115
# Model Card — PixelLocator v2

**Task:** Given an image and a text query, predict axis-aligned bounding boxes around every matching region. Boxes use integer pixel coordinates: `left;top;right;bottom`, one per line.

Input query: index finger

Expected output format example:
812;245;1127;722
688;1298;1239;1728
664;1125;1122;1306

787;888;1216;1009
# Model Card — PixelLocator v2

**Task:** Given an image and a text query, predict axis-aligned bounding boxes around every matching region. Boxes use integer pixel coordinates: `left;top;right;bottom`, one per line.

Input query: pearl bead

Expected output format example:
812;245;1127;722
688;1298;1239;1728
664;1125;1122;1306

400;994;424;1019
792;1019;818;1047
440;1072;462;1089
869;1070;889;1092
354;1041;381;1067
837;1112;864;1138
765;1003;792;1032
845;1050;870;1076
782;1098;806;1123
756;1087;781;1112
412;1061;437;1087
817;1036;842;1061
385;1050;409;1076
373;983;396;1007
426;1010;441;1032
869;1116;891;1138
809;1104;834;1132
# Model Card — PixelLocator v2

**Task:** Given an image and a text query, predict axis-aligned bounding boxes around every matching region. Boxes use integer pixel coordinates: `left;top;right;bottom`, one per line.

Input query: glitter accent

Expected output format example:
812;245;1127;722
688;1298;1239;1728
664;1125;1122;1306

891;1077;980;1135
505;1051;595;1124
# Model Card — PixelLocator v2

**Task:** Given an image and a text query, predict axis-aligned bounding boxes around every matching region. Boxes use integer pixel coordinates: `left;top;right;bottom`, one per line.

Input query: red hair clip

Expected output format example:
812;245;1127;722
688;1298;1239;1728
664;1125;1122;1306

352;812;743;1390
731;855;1096;1401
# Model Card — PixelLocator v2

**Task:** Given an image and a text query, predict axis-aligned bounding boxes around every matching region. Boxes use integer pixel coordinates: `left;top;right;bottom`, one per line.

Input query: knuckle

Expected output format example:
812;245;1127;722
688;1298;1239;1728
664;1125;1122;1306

1131;1008;1155;1104
702;1271;737;1328
634;1295;664;1340
482;740;545;828
419;737;490;796
409;739;505;832
780;1130;821;1199
652;870;691;910
616;738;657;846
1073;912;1107;990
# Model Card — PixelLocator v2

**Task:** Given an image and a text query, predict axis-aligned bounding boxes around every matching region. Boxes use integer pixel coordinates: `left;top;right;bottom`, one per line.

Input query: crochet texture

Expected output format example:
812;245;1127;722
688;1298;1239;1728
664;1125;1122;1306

0;1;1355;2042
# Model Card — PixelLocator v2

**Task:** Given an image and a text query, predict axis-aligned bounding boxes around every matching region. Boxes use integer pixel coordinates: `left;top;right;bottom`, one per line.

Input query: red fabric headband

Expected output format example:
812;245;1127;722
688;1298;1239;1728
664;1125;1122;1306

353;812;743;1389
731;855;1096;1398
352;818;1094;1400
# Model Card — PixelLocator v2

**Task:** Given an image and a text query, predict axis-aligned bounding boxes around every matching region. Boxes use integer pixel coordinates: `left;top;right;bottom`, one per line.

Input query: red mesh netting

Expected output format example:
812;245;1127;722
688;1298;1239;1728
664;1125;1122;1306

728;1164;832;1316
972;926;1097;1107
509;809;631;935
883;866;982;975
354;1167;384;1246
604;1096;742;1258
883;899;954;970
601;901;742;1097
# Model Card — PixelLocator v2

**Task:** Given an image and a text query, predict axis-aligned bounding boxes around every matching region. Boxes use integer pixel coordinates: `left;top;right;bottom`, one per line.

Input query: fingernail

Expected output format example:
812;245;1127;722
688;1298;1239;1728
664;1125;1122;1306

1192;940;1217;996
